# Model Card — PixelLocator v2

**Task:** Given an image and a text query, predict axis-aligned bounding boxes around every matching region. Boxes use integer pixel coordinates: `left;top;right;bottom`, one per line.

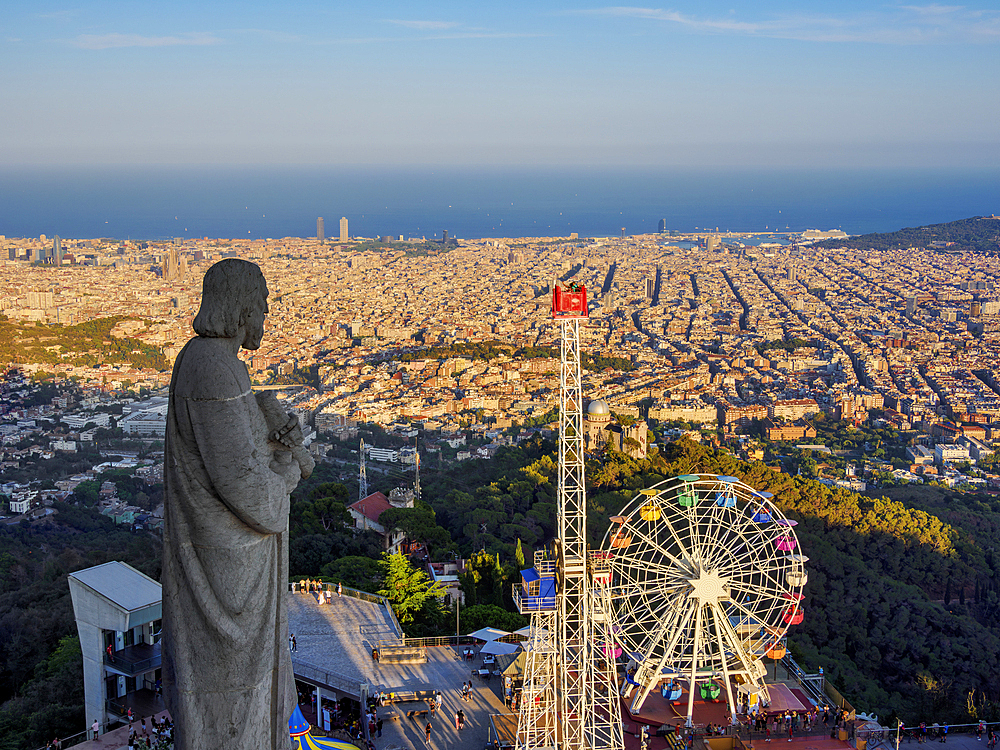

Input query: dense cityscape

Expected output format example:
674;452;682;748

3;219;1000;750
2;221;1000;517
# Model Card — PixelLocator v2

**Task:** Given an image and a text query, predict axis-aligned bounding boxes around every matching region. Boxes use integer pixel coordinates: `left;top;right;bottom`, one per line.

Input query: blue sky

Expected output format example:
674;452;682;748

2;1;998;167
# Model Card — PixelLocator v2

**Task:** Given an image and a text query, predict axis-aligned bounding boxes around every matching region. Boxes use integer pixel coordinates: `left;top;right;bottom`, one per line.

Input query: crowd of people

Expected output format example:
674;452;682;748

742;704;850;741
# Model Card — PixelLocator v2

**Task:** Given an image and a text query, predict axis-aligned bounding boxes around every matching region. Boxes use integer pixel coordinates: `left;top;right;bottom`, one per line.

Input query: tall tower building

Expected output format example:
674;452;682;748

906;295;918;317
339;217;348;242
53;236;63;265
658;218;666;233
317;217;325;243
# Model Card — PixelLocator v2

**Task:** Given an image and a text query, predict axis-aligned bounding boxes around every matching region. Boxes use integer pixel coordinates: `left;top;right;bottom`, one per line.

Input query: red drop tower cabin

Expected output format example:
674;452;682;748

552;281;588;319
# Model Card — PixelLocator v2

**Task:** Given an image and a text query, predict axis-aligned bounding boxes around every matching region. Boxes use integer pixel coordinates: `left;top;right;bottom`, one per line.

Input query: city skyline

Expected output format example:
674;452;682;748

2;1;998;168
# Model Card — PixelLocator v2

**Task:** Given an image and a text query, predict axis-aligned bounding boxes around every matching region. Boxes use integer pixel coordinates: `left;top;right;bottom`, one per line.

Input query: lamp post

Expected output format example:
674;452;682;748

896;719;904;750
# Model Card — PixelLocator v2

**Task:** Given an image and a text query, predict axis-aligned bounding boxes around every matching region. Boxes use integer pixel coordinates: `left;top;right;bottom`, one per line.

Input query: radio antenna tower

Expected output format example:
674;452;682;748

414;446;421;501
359;438;368;501
514;281;623;750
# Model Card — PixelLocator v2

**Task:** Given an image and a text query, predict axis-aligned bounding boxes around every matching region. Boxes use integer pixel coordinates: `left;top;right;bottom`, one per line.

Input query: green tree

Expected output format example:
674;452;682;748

320;556;383;592
377;502;453;555
377;552;446;629
292;482;351;534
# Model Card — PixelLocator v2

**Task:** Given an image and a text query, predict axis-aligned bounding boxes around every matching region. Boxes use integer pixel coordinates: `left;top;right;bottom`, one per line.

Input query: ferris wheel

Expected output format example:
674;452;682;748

602;474;808;724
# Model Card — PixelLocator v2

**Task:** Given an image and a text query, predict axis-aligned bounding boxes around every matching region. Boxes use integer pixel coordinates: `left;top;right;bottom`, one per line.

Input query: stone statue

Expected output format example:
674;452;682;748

162;259;314;750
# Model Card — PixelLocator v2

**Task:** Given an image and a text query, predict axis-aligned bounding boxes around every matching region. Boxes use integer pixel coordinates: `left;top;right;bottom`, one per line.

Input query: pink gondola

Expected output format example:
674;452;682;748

775;535;797;551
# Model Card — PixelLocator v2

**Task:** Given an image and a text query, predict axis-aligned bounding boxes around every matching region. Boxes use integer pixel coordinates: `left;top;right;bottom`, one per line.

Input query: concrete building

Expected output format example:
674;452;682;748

120;409;167;437
68;562;163;731
935;443;971;466
347;490;413;553
339;217;348;242
317;217;325;243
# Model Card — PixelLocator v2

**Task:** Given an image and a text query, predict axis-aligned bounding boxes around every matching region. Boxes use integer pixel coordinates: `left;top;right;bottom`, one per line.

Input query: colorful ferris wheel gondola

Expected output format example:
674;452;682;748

781;593;805;625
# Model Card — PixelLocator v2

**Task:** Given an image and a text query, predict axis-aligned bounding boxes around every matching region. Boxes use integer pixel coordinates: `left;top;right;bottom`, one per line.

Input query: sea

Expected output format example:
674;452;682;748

0;165;997;242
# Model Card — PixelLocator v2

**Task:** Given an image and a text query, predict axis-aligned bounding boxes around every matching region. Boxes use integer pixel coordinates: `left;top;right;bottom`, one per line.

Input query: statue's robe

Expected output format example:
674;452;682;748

163;336;294;750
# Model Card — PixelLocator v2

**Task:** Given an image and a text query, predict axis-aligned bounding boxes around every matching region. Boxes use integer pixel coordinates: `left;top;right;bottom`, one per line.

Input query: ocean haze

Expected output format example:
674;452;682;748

0;165;997;242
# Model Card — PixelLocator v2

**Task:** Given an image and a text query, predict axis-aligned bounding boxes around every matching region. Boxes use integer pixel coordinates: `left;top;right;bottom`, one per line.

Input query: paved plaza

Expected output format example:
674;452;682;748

287;589;398;690
288;590;510;750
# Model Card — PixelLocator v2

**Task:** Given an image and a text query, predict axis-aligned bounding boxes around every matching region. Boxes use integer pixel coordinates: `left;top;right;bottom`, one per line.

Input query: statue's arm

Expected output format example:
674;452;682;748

182;396;296;535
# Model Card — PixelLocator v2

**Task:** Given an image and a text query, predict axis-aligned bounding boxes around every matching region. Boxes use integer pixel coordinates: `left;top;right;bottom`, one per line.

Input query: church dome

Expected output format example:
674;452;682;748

587;400;610;416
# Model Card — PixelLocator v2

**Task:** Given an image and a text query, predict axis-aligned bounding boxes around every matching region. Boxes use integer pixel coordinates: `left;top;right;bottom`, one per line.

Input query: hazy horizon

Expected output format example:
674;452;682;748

3;1;998;169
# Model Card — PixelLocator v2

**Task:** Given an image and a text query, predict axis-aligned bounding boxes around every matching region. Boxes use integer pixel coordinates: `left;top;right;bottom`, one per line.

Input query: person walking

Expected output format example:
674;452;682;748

292;634;297;652
455;711;461;730
376;718;383;738
337;581;343;598
91;720;99;742
425;721;432;743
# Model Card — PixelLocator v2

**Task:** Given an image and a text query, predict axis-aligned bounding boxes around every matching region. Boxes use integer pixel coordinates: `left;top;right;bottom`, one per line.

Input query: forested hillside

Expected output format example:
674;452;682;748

815;216;1000;254
0;316;167;370
412;437;1000;723
0;507;161;750
3;436;1000;750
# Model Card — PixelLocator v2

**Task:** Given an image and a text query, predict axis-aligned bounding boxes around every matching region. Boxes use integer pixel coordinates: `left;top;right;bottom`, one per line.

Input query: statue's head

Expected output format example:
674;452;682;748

193;259;269;350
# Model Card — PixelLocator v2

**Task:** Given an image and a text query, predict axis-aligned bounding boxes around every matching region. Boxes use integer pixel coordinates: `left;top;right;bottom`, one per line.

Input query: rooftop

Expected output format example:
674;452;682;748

68;561;161;612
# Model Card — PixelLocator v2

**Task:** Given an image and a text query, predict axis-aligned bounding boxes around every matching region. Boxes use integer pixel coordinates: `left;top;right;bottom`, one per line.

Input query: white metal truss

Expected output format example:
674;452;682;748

558;317;589;750
556;317;623;750
518;289;623;750
589;552;626;750
516;608;559;750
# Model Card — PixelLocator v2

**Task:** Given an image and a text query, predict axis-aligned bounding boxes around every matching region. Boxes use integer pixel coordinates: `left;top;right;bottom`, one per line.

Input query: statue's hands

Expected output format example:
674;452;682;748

292;445;315;480
270;415;304;448
270;451;302;493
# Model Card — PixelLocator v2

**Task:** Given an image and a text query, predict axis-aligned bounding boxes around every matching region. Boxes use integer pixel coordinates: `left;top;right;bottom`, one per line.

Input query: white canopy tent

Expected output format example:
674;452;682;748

480;640;521;656
467;627;511;642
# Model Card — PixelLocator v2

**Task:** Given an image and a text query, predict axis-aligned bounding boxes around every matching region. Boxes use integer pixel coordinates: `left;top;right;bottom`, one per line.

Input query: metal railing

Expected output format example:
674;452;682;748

780;652;855;718
511;583;556;613
104;653;161;675
31;728;90;750
289;580;405;639
291;656;363;698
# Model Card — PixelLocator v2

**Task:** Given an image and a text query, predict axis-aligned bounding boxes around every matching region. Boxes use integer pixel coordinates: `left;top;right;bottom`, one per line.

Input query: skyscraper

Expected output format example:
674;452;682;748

317;217;325;243
658;218;666;233
53;236;63;265
339;217;348;242
906;295;918;316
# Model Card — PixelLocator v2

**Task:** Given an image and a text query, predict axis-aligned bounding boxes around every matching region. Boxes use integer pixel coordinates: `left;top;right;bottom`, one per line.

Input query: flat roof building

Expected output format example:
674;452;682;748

68;561;164;731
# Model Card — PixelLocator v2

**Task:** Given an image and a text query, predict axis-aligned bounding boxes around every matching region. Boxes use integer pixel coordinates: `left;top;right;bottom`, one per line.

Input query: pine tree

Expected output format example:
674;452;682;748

377;552;445;627
515;538;525;569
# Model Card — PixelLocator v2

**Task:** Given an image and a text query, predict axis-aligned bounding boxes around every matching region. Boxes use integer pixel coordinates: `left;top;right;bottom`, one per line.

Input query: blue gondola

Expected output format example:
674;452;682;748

715;491;736;507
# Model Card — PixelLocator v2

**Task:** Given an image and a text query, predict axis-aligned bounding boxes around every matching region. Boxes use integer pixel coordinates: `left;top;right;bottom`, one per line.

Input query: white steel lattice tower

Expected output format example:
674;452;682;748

557;314;589;749
514;282;622;750
514;551;558;750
